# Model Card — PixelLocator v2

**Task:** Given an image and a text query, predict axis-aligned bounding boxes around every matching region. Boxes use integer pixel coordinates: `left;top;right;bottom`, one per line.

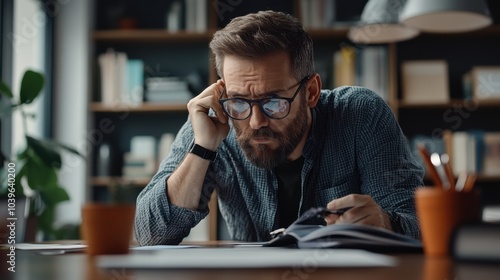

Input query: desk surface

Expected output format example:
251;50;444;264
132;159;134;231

2;247;500;280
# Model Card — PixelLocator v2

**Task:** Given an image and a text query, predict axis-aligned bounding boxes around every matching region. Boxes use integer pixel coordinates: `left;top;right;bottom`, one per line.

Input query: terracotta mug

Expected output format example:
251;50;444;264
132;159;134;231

81;203;135;256
415;187;480;257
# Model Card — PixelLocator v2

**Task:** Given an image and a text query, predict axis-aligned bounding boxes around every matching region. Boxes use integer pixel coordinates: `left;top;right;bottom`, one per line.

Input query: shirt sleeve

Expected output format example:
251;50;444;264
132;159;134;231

354;89;424;239
134;118;214;245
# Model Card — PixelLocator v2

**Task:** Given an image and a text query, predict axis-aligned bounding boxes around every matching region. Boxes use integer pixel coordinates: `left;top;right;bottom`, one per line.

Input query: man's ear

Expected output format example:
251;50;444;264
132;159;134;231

306;73;322;107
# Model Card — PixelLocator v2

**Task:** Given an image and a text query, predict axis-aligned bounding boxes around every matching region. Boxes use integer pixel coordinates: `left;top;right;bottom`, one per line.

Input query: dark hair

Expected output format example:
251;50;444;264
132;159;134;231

209;10;314;81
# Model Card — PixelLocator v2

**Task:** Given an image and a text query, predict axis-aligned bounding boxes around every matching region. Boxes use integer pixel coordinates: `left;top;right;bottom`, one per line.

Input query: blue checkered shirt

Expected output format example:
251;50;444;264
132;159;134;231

134;87;424;245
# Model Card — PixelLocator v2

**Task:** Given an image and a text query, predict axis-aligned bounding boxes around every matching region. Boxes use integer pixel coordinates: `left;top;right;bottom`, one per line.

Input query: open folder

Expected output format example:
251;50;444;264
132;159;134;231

265;207;422;252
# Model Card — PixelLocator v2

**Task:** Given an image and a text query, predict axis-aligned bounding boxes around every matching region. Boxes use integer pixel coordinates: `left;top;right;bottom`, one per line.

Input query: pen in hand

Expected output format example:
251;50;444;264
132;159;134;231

270;206;354;238
321;206;354;216
294;206;353;224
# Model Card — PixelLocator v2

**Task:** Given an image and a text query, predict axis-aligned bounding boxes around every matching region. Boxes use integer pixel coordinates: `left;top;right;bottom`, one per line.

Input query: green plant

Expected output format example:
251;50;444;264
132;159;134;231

0;70;83;240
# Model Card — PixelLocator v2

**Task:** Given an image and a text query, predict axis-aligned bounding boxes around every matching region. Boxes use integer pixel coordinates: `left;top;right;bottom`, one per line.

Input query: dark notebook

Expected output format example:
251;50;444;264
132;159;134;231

265;207;422;253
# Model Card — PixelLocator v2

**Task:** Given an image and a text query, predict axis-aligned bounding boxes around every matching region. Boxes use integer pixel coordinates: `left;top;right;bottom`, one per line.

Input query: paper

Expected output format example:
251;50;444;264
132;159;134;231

97;247;397;269
130;245;201;250
13;243;87;251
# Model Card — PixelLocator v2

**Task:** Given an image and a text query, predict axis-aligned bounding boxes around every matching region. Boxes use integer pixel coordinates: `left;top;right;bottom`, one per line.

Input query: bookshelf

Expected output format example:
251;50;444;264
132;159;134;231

89;102;188;113
88;0;500;240
89;0;219;240
394;23;500;194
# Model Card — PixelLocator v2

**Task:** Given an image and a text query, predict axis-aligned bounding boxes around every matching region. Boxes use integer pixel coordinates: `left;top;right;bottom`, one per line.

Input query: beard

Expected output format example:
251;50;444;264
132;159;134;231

233;95;309;169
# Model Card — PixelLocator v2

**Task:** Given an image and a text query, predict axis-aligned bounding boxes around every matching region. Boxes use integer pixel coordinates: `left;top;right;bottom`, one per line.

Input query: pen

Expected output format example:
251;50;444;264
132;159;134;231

270;206;354;238
321;206;354;216
291;206;354;225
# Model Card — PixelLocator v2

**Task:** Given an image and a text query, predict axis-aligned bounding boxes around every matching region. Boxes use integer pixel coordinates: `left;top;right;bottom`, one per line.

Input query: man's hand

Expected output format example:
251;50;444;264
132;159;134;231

187;80;230;150
325;194;393;231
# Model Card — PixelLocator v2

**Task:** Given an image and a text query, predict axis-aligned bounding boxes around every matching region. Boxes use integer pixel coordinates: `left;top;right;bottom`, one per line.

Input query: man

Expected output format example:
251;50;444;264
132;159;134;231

134;11;424;245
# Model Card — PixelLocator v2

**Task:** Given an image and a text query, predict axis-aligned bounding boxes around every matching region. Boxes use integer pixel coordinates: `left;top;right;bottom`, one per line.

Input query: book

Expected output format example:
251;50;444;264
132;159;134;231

471;66;500;100
265;207;422;252
333;46;357;87
401;60;449;105
98;49;144;105
483;132;500;176
358;46;389;100
452;223;500;262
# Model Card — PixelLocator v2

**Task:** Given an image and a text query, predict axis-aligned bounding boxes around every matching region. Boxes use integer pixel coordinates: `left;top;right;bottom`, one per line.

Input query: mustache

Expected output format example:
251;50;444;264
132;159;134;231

249;127;277;139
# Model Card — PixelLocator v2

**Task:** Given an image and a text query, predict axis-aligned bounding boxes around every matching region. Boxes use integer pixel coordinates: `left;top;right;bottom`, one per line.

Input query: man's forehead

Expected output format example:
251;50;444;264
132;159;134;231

222;53;291;77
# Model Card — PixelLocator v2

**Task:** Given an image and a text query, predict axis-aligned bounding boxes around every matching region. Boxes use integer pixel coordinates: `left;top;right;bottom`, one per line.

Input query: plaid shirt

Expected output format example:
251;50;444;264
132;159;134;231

134;87;424;245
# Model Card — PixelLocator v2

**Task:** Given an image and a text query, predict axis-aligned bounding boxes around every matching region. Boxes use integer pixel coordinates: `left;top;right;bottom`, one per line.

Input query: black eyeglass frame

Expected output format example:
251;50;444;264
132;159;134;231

218;75;311;120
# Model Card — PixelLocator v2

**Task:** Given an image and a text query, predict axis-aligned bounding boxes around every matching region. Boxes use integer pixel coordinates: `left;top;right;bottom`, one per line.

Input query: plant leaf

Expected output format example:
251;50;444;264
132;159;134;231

24;156;58;190
14;163;27;197
20;70;44;105
0;81;13;98
26;136;62;169
38;206;54;233
39;185;70;205
0;149;7;162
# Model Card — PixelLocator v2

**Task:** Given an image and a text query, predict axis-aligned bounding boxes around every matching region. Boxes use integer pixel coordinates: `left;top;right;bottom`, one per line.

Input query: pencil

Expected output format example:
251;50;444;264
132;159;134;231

417;144;442;188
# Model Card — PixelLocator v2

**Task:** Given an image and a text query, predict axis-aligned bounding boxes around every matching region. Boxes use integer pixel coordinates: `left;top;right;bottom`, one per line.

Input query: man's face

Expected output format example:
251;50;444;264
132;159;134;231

222;52;310;169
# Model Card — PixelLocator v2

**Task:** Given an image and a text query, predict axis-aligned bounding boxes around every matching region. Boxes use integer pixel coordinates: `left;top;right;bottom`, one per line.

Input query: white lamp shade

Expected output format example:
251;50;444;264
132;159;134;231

348;23;419;44
348;0;420;44
400;0;492;33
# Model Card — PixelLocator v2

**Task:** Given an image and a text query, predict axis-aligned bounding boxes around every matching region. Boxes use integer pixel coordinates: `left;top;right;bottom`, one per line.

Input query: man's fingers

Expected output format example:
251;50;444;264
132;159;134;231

327;194;362;210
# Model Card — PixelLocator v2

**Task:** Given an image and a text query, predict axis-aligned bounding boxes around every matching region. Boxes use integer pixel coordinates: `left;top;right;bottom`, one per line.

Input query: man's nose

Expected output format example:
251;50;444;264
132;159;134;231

248;103;269;129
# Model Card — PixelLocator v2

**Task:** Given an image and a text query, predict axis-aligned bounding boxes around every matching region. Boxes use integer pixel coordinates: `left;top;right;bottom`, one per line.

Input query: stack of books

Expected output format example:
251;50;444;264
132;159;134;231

122;136;156;179
145;77;192;103
410;130;500;177
98;49;144;106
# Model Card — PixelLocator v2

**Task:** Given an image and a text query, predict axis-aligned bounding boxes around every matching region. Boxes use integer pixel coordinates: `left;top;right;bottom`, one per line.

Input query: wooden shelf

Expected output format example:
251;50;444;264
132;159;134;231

93;29;216;43
398;99;500;109
91;177;150;187
477;174;500;183
423;174;500;184
417;24;500;39
305;27;350;39
89;102;188;113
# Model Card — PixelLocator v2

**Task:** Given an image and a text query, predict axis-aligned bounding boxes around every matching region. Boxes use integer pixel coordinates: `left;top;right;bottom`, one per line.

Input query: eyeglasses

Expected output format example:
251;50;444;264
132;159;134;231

218;76;310;120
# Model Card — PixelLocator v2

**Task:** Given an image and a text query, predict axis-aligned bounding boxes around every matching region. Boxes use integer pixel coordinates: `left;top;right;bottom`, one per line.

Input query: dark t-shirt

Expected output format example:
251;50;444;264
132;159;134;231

275;156;305;228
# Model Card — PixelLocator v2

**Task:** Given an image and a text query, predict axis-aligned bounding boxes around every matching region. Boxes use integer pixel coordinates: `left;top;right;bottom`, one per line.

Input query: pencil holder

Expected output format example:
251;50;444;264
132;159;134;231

415;187;480;257
81;203;135;256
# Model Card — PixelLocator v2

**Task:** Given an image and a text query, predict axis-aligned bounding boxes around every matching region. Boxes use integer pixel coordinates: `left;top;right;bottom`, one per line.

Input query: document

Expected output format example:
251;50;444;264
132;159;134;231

97;247;397;269
265;207;422;252
7;243;87;254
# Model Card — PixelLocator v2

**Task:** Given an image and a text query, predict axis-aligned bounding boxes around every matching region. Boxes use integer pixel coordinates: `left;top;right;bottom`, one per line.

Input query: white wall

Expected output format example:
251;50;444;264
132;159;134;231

11;0;45;159
53;0;92;226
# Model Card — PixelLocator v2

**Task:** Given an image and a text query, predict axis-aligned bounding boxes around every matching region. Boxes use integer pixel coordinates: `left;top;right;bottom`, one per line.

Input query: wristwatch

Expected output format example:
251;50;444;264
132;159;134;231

189;143;217;161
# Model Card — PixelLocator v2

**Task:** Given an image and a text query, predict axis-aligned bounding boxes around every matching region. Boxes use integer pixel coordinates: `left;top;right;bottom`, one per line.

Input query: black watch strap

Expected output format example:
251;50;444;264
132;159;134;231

189;143;217;161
